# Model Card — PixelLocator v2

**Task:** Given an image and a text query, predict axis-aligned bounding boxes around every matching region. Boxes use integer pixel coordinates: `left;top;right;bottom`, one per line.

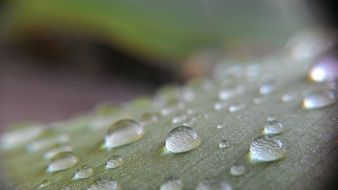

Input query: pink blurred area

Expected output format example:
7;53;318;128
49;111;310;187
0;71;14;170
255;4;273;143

0;49;155;131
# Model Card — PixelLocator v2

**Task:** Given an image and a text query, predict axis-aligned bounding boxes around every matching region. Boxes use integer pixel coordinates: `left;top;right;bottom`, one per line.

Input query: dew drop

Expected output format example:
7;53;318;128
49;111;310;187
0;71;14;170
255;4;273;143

165;126;201;153
73;165;94;180
106;155;123;169
47;152;78;173
309;55;338;82
302;90;336;109
160;176;183;190
87;179;122;190
249;137;287;162
196;178;232;190
228;103;245;112
219;140;230;149
0;125;44;151
27;134;70;153
263;119;285;135
38;179;51;189
44;145;73;160
105;119;144;149
230;164;246;176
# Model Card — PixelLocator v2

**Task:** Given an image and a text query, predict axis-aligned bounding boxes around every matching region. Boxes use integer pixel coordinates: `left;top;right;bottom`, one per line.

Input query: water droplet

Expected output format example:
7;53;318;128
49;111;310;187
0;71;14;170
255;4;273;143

214;102;227;111
196;178;232;190
105;119;144;149
309;55;338;82
249;137;287;162
73;165;94;180
172;114;187;124
228;103;245;112
216;122;225;129
230;164;246;176
259;82;276;95
38;180;51;189
302;90;336;109
87;179;122;190
219;85;244;100
44;145;73;160
263;119;285;135
47;152;78;173
27;134;70;152
160;176;183;190
0;125;44;151
281;93;297;102
106;155;123;169
219;140;230;149
165;126;201;153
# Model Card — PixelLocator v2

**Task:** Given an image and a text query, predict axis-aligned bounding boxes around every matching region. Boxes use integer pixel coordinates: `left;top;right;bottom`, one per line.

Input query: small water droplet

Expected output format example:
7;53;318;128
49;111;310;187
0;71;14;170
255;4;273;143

0;125;44;151
44;145;73;160
196;178;232;190
87;179;122;190
263;119;285;135
214;102;227;111
309;55;338;82
216;122;225;129
219;140;230;149
106;155;123;169
27;134;70;152
281;93;297;102
38;179;51;189
172;114;187;124
228;103;245;112
230;164;246;176
165;126;201;153
160;176;183;190
302;90;336;109
47;152;78;173
219;85;244;100
249;137;287;162
105;119;144;149
259;82;276;95
73;165;94;180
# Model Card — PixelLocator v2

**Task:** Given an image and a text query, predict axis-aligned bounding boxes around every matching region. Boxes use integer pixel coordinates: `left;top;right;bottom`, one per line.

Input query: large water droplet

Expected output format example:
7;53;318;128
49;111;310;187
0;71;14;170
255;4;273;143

38;180;51;189
309;55;338;82
0;125;44;151
44;145;73;160
263;119;285;135
196;178;232;190
228;103;245;112
105;119;144;149
219;140;230;149
165;126;201;153
160;176;183;190
27;134;70;152
106;155;123;169
249;137;287;162
47;152;78;173
302;90;336;109
230;164;246;176
73;165;94;180
87;179;122;190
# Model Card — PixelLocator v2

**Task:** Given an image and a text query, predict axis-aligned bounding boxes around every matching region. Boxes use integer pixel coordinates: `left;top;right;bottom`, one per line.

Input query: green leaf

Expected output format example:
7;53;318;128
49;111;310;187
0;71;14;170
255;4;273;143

1;54;337;189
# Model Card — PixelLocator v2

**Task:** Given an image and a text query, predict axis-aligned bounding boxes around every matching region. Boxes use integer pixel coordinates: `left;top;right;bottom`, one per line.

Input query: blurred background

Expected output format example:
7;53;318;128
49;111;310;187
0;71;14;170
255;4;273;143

0;0;337;129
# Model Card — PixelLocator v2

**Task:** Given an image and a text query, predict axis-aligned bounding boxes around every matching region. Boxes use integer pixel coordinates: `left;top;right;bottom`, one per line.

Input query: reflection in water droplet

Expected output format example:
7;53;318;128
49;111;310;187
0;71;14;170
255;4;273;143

228;103;245;112
27;134;70;152
230;164;246;176
302;90;336;109
219;140;230;149
44;145;73;160
263;119;285;135
47;152;78;173
160;176;183;190
106;155;123;169
87;179;122;190
165;126;201;153
309;55;338;82
0;125;44;151
73;165;94;180
249;137;287;162
196;178;232;190
105;119;144;149
38;180;51;189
